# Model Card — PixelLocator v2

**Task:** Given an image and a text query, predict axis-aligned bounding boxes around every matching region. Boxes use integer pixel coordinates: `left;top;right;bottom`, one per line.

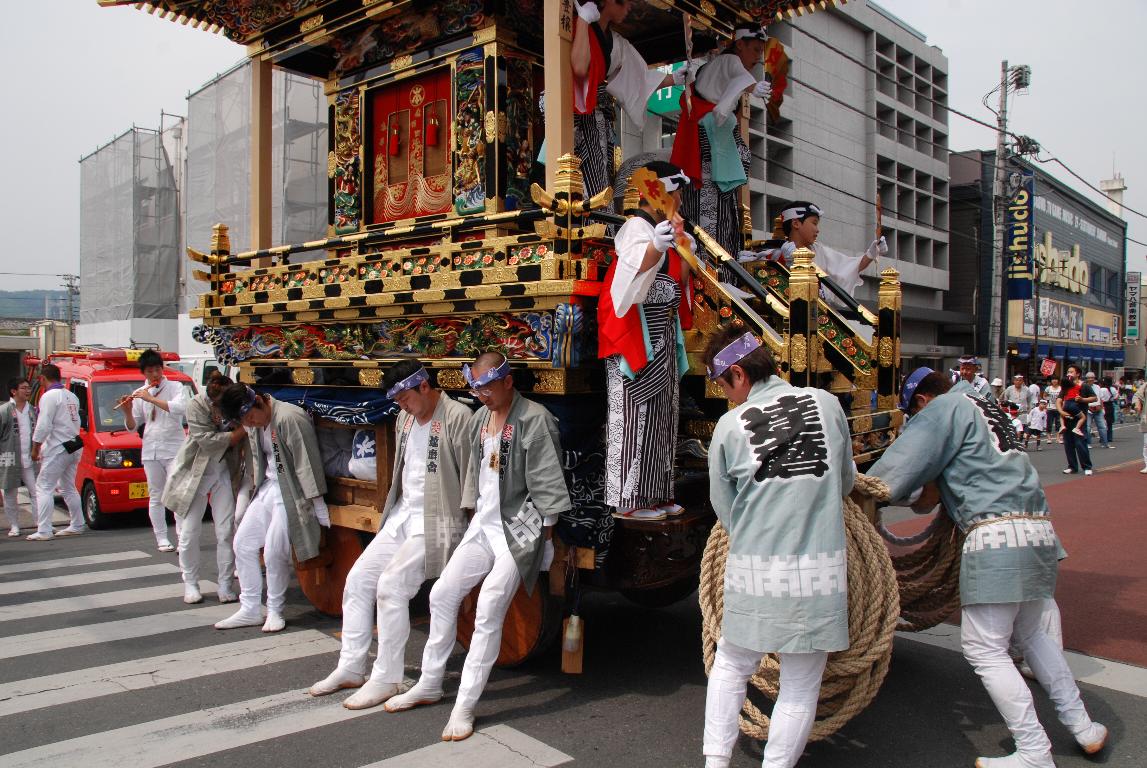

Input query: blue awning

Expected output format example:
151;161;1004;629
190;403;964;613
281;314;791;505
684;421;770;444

1052;345;1067;357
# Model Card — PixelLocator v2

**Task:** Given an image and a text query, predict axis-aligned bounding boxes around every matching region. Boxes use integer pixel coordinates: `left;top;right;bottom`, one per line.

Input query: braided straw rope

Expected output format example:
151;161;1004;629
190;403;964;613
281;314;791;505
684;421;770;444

699;473;963;741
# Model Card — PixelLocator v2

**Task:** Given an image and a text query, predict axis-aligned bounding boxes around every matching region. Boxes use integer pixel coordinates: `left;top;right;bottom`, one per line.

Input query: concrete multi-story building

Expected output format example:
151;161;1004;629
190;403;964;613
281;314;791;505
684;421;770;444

77;62;327;356
624;0;958;370
950;150;1127;379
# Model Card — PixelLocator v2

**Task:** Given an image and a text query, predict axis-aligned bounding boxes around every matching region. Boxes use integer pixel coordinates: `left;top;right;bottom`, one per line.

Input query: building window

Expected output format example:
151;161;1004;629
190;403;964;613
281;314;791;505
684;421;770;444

1106;271;1120;307
1090;266;1105;302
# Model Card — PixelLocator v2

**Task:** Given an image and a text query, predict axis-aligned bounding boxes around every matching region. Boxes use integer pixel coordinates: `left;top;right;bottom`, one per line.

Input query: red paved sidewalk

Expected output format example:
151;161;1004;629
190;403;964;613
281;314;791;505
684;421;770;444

884;461;1147;667
1045;462;1147;667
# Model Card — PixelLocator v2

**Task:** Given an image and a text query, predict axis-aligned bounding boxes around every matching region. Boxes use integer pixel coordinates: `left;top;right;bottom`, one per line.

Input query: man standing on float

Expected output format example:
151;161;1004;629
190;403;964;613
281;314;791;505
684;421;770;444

598;161;694;521
385;352;570;742
309;360;471;709
571;0;682;209
701;325;855;768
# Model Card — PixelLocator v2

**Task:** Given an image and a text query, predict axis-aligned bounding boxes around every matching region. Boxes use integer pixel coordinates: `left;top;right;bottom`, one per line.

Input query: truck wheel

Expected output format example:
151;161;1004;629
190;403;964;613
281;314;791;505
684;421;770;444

82;483;108;530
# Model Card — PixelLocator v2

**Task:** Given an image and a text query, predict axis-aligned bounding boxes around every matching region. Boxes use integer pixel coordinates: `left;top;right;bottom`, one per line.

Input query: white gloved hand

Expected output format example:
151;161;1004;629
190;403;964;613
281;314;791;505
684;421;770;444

651;219;676;253
737;250;760;263
866;235;889;259
752;79;772;100
672;64;692;87
575;0;600;24
541;538;555;571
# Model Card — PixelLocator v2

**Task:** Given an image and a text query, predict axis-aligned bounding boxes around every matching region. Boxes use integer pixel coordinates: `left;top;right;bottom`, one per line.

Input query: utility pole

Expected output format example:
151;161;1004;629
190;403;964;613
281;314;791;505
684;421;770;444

61;273;79;337
987;60;1009;382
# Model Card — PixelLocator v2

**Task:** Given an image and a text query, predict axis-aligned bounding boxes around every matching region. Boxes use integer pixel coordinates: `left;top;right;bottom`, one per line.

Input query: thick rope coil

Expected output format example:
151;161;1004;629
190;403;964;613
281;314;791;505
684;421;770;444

699;473;965;741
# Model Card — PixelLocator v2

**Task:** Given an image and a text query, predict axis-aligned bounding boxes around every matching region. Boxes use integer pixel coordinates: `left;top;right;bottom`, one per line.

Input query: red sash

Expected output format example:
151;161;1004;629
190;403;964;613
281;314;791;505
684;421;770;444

669;93;717;187
598;249;693;373
573;22;608;115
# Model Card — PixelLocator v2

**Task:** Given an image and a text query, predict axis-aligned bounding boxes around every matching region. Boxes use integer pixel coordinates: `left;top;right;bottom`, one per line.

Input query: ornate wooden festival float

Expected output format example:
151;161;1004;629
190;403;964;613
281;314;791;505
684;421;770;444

102;0;962;738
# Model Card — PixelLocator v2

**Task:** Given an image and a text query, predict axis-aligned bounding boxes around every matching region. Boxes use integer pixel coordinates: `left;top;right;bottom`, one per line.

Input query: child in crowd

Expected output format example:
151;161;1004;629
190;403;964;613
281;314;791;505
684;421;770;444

1027;399;1049;451
1058;397;1087;439
1007;404;1025;445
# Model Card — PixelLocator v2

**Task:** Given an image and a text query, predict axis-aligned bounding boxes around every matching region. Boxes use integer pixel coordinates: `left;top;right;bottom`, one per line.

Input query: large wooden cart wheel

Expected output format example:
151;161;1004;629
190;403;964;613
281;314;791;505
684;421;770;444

456;575;563;667
294;526;366;617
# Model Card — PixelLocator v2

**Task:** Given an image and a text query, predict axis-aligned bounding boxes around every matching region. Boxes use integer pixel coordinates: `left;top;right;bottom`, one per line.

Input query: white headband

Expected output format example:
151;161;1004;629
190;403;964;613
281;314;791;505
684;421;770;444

734;28;768;41
659;171;689;193
781;203;822;222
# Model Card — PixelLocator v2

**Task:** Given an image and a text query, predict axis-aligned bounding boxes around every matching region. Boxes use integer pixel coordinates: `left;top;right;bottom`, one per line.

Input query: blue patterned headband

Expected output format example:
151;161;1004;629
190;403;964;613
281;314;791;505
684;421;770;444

900;367;934;412
222;385;259;428
463;358;511;389
706;332;761;380
385;367;429;400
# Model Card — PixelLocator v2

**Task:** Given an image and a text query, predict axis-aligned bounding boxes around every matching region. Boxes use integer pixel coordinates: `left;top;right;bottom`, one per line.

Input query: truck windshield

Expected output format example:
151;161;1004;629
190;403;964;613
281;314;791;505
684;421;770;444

91;382;197;432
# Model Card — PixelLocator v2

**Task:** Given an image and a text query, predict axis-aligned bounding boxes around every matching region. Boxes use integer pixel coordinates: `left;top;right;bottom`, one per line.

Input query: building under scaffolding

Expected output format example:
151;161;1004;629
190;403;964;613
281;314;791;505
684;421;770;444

78;61;328;354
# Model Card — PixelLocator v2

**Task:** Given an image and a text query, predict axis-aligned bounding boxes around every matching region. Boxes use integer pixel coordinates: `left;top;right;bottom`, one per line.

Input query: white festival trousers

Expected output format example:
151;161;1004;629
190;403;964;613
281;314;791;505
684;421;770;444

336;529;427;683
176;460;237;593
143;457;179;544
961;601;1093;757
416;533;521;713
233;481;291;615
34;452;83;536
704;638;827;768
1141;432;1147;467
3;466;37;528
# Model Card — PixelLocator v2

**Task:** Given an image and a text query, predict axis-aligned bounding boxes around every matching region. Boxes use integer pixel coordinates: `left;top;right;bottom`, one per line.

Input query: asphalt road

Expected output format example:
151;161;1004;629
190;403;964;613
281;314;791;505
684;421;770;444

1;431;1143;768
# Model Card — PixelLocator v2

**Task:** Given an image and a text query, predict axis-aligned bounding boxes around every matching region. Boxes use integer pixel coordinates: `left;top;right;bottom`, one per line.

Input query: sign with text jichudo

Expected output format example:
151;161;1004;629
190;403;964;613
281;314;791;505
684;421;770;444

1127;272;1141;340
1006;168;1036;300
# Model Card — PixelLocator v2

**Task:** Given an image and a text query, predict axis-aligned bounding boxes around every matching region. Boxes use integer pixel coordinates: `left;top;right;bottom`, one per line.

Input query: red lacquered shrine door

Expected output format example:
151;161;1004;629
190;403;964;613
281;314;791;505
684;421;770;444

369;68;452;224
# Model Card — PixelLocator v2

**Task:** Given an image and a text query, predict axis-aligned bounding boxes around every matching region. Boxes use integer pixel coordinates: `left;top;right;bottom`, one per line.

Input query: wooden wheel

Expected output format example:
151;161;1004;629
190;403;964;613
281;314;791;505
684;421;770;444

294;526;366;617
456;575;562;668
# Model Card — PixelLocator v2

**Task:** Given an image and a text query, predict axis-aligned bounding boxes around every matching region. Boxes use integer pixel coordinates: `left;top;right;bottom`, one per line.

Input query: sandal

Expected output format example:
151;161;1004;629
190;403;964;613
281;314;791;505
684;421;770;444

611;507;667;521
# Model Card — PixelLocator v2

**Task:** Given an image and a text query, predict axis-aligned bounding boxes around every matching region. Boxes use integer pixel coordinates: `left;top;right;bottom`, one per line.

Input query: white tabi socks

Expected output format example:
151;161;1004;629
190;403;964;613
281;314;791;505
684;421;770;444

308;668;366;697
442;704;474;742
262;611;286;633
974;751;1055;768
383;681;443;712
214;608;264;630
343;680;404;710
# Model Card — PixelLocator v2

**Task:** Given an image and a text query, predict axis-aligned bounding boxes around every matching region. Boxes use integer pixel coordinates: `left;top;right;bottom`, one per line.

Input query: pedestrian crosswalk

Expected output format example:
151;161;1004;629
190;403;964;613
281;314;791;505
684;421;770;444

0;541;574;767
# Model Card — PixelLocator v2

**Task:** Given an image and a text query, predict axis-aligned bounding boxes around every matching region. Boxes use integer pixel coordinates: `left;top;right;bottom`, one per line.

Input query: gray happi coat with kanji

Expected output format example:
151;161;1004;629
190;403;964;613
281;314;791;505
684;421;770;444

461;392;571;595
382;394;473;578
708;377;856;653
162;393;243;517
869;380;1058;605
246;398;328;562
0;400;36;488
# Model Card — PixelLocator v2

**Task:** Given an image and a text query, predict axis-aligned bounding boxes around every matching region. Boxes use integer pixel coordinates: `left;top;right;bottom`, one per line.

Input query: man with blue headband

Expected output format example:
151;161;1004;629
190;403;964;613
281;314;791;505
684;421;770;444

214;384;328;633
869;369;1108;767
700;324;855;768
309;360;472;709
386;350;571;742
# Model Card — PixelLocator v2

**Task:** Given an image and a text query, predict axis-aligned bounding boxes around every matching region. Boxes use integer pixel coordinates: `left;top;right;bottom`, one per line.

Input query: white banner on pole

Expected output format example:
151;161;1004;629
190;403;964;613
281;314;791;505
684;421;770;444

1127;272;1141;340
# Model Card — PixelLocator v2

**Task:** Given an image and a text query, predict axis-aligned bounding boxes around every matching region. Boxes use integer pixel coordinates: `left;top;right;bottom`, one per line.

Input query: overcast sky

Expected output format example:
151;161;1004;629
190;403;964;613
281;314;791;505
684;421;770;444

1;0;1143;298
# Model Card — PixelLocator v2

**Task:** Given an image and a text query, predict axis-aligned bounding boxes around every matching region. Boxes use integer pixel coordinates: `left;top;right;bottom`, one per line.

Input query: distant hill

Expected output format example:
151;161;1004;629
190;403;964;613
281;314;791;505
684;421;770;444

0;290;71;321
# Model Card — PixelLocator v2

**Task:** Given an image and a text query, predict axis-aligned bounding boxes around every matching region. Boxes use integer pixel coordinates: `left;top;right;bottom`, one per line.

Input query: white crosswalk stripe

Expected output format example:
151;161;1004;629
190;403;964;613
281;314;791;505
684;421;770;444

0;630;338;717
0;604;235;660
0;550;151;576
0;539;576;768
0;581;218;622
0;563;180;595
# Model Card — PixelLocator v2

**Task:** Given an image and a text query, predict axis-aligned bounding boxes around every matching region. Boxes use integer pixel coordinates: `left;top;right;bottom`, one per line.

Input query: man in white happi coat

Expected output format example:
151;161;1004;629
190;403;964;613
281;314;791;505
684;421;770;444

1;377;38;537
28;364;85;540
385;351;571;742
214;384;329;633
701;326;855;768
869;368;1108;768
309;361;472;709
161;372;245;604
119;349;188;552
